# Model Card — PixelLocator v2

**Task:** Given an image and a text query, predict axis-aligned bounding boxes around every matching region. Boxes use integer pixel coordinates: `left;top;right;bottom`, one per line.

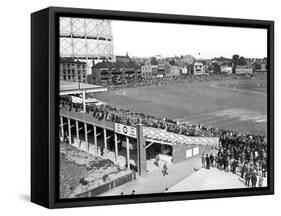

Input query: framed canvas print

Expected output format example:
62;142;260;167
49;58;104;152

31;7;274;208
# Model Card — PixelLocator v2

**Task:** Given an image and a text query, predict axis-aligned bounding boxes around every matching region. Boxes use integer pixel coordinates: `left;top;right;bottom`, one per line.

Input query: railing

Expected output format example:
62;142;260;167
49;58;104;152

74;172;136;198
60;108;115;130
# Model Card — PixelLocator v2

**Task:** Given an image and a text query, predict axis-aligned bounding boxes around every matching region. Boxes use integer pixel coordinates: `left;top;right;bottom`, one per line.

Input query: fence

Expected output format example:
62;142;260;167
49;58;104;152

75;172;136;198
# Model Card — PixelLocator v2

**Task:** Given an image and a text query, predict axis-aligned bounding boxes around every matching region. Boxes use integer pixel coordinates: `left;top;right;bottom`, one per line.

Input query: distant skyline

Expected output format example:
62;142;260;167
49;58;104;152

112;20;267;59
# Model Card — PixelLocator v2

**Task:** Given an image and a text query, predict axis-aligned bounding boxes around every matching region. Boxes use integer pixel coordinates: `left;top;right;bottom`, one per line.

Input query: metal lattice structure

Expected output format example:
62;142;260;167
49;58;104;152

60;17;114;60
60;17;114;74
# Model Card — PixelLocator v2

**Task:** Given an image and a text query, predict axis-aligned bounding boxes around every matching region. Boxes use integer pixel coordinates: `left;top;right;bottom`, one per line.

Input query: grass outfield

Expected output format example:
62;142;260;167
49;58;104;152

94;79;267;135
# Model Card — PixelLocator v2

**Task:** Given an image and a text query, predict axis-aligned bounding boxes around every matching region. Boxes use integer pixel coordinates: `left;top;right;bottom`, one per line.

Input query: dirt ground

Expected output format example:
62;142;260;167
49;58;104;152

59;142;130;198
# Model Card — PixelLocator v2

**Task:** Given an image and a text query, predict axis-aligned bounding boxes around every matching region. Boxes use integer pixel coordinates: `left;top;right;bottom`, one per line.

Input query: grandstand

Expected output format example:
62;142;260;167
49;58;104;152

59;105;220;173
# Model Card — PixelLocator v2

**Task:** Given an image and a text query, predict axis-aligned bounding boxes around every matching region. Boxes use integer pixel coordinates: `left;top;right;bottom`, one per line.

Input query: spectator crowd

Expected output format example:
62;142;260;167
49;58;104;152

60;97;223;137
201;131;267;187
107;73;267;91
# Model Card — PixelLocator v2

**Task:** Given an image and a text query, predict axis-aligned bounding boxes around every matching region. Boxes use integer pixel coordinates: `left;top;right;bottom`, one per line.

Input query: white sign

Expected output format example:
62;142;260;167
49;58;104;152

85;98;97;103
115;123;137;138
71;96;82;103
186;149;192;158
193;147;199;156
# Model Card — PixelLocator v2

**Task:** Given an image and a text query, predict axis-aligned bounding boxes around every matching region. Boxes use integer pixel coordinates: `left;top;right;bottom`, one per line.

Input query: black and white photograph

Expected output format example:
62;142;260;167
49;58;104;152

58;16;269;199
1;0;280;213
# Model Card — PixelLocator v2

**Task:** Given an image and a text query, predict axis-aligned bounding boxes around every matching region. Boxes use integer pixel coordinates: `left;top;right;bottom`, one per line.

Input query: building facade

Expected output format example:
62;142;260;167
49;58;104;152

60;57;87;82
141;64;153;79
141;63;162;79
151;65;159;77
235;65;253;74
115;53;130;63
166;65;181;77
193;62;205;75
181;55;194;65
92;61;140;84
220;65;233;74
253;63;267;73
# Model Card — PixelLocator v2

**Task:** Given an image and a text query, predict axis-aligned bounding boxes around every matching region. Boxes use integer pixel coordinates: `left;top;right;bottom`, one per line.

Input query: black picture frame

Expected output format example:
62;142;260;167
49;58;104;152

31;6;274;209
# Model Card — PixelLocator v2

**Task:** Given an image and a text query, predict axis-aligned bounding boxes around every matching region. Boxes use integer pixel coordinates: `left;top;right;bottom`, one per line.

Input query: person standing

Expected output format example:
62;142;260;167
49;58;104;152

218;155;223;170
215;154;219;168
241;162;247;178
205;154;210;169
261;160;267;177
162;163;168;176
258;175;264;187
251;171;257;188
223;154;227;171
210;153;214;167
201;154;206;168
225;156;230;172
245;169;251;186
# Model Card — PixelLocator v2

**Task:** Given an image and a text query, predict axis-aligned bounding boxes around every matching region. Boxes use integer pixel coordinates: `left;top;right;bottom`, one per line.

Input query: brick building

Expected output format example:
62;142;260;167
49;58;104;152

92;61;140;84
60;57;87;83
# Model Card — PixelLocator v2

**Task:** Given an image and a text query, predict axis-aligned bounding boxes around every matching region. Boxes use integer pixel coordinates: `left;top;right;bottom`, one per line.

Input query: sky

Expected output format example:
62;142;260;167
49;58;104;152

112;20;267;59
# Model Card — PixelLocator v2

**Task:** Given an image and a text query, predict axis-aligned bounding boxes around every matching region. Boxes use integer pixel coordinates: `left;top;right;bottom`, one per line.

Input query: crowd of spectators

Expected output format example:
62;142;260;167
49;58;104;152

107;73;267;91
60;97;225;137
201;131;267;187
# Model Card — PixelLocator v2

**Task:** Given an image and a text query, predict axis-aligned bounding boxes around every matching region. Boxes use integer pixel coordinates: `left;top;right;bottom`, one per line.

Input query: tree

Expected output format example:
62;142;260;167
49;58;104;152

232;54;246;74
232;54;246;66
238;56;246;66
232;54;240;65
213;63;221;74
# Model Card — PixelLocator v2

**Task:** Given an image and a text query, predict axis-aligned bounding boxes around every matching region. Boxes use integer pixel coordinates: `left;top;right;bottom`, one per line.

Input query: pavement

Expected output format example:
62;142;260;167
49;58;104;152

100;153;204;196
67;135;252;196
167;167;246;192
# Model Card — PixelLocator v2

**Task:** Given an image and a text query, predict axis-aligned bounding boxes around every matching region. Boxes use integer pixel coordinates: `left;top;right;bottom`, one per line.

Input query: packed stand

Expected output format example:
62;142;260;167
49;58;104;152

201;131;267;187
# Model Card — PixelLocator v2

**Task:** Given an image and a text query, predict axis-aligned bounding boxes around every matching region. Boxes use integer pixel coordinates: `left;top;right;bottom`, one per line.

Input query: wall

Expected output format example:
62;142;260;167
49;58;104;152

236;68;254;74
1;0;280;215
172;144;213;163
172;144;200;163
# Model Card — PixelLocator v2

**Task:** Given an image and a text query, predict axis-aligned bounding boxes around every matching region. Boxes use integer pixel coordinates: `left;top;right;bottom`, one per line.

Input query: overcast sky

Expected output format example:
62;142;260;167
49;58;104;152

112;20;267;59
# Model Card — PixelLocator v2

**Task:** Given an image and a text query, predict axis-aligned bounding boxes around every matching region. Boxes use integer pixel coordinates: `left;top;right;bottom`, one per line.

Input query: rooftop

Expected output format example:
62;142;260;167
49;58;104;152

60;57;87;64
92;60;140;69
143;126;219;146
60;80;107;95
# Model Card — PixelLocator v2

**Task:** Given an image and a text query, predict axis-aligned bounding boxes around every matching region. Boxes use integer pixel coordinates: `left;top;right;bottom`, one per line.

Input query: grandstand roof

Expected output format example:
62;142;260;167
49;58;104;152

60;80;108;95
143;126;219;146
